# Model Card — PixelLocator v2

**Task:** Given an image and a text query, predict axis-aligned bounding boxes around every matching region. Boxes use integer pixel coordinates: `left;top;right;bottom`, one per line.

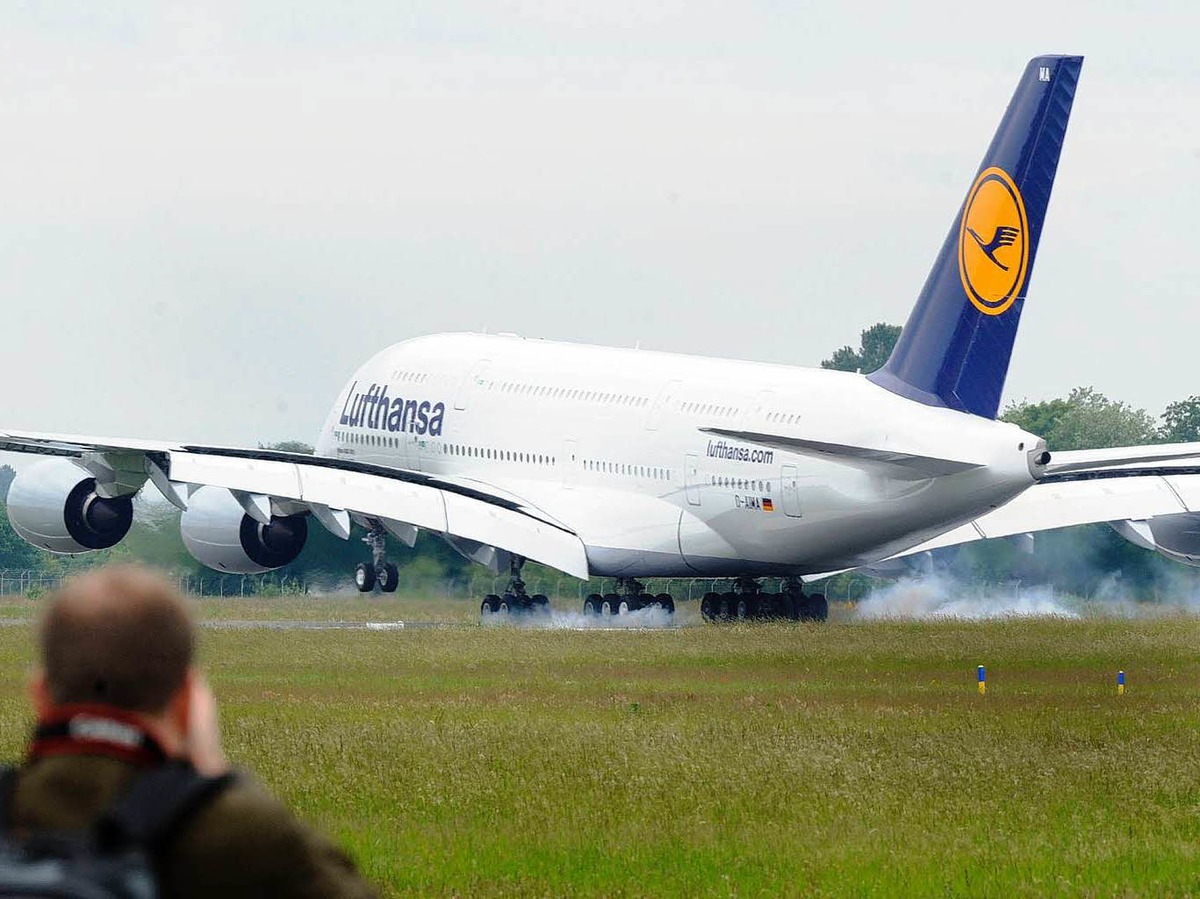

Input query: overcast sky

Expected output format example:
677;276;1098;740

1;2;1197;452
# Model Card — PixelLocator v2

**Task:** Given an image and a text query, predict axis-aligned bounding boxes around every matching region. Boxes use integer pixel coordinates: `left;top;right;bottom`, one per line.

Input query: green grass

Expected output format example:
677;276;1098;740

2;601;1200;896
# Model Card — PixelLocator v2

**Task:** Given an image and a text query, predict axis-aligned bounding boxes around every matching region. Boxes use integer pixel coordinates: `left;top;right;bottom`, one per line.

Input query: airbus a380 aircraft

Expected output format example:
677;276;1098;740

7;55;1200;621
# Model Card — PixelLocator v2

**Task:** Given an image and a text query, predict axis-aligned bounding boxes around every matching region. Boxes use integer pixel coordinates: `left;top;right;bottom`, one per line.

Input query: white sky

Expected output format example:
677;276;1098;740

1;2;1197;450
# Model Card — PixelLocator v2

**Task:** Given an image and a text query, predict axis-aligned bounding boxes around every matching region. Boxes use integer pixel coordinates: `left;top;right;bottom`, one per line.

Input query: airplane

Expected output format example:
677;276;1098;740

5;54;1200;622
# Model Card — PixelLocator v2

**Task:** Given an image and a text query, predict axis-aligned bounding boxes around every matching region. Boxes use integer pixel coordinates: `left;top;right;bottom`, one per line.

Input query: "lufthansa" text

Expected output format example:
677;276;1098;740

338;381;447;436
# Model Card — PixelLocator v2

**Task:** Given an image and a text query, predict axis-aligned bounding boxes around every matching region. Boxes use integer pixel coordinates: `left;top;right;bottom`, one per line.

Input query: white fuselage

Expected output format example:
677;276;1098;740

313;333;1041;578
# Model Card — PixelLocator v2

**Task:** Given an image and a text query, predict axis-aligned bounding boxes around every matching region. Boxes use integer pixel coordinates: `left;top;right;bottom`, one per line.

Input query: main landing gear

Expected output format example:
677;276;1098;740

582;578;675;618
480;556;550;618
699;577;827;622
354;521;399;593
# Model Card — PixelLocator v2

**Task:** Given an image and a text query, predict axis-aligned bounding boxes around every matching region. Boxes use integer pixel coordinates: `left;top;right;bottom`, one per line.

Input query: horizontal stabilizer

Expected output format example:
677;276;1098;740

699;428;983;478
1043;443;1200;477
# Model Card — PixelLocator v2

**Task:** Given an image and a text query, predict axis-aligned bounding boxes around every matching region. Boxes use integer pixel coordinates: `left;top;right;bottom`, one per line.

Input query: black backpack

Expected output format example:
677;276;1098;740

0;761;233;899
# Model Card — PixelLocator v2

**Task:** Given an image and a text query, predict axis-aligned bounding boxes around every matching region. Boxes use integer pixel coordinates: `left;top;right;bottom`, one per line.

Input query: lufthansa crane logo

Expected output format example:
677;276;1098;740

958;166;1029;316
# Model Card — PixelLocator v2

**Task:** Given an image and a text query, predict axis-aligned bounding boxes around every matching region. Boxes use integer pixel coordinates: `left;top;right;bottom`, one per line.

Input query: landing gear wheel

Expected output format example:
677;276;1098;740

354;563;376;593
601;593;620;616
497;595;516;616
377;562;399;593
618;596;642;615
700;592;719;621
654;593;675;615
481;594;502;617
531;594;550;614
734;595;758;621
583;594;603;616
718;592;737;621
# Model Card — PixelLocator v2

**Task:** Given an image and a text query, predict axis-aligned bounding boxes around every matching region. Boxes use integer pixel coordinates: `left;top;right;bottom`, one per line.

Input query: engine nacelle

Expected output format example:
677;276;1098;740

7;458;134;554
1111;514;1200;567
180;486;308;574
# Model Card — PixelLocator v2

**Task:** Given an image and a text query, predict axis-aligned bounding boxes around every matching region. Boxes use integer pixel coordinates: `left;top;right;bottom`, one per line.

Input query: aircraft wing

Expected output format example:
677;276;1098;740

883;448;1200;561
0;430;590;579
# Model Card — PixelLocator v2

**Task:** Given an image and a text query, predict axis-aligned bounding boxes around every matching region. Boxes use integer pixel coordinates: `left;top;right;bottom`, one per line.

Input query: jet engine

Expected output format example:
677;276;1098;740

1111;514;1200;567
180;486;308;574
7;458;134;554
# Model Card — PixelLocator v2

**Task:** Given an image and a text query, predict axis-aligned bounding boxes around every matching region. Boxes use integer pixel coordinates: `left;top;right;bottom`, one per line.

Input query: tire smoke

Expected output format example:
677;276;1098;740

854;574;1078;620
481;605;679;630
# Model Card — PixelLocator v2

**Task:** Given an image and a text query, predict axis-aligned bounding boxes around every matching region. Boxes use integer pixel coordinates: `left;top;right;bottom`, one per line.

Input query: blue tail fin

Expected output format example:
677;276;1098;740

868;55;1083;419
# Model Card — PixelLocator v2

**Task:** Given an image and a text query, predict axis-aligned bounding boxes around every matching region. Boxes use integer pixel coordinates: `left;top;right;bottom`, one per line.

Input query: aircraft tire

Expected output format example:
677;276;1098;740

377;562;399;593
618;596;641;615
718;592;737;620
700;592;719;621
531;593;550;614
354;562;376;593
481;594;502;617
601;593;620;616
654;593;675;615
583;594;603;616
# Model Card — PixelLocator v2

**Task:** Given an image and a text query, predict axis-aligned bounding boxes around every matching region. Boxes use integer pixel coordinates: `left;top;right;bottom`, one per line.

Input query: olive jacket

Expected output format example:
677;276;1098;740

10;753;378;899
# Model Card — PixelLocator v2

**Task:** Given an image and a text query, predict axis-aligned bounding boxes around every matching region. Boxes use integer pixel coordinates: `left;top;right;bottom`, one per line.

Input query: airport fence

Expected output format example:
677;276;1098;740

0;569;1176;610
0;569;875;603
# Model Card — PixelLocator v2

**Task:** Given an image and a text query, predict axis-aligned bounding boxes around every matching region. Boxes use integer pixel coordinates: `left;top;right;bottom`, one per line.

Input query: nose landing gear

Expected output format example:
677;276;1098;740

354;522;399;593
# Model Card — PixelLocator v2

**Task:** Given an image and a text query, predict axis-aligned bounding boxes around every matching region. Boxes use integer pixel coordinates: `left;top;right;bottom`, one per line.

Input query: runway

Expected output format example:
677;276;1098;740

202;619;414;631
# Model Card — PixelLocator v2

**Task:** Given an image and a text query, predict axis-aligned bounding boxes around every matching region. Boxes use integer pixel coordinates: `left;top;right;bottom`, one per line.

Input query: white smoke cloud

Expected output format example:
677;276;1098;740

481;604;678;630
854;574;1079;621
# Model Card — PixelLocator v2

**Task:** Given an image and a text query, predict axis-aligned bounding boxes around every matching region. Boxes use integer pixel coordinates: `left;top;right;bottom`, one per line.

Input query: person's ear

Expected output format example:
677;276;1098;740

167;670;195;736
27;669;52;717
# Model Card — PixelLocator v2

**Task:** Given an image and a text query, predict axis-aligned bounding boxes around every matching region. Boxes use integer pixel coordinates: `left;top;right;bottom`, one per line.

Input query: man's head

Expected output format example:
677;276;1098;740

37;565;195;714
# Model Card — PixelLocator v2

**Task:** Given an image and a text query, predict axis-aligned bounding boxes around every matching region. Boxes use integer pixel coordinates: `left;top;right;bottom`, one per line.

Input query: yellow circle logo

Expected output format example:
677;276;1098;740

958;166;1029;316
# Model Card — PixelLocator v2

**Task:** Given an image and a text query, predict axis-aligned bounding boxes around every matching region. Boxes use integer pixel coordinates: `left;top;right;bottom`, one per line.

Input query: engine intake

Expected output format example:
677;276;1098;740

7;459;134;554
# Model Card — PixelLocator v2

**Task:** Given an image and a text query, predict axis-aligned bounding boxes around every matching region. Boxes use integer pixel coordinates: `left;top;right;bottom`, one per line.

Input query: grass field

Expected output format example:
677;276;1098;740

2;596;1200;896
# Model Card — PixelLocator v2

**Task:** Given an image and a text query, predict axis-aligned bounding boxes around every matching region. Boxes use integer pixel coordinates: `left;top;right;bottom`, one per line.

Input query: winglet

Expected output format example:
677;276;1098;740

869;55;1083;419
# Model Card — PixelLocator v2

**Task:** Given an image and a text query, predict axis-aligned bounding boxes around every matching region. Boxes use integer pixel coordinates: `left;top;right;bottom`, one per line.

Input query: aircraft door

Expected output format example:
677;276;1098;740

646;380;682;431
684;453;701;506
744;389;776;427
402;434;419;471
562;438;579;488
454;360;490;411
781;464;802;518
